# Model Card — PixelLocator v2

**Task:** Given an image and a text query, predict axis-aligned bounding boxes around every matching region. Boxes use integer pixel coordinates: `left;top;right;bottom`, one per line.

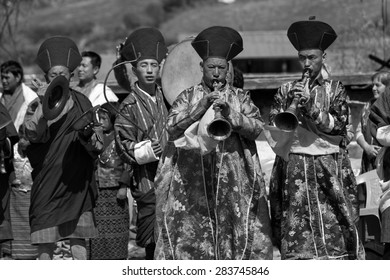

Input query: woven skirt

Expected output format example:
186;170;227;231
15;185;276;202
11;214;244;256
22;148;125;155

90;187;129;259
0;174;12;242
1;188;38;259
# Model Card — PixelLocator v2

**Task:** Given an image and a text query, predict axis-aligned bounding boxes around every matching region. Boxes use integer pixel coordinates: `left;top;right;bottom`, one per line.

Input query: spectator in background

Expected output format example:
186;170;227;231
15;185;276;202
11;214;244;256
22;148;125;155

356;71;390;174
368;86;390;259
0;61;37;131
75;51;118;106
0;60;38;259
0;104;18;257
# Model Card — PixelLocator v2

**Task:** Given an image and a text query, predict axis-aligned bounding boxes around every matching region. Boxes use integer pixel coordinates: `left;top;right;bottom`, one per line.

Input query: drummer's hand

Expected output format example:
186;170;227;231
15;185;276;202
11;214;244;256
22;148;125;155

151;140;162;158
213;99;230;118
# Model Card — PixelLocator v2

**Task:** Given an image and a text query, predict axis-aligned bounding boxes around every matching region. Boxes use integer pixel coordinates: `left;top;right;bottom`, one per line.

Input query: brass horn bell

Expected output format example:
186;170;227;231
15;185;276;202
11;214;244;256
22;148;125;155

274;69;311;132
42;75;70;120
274;97;300;132
207;107;232;141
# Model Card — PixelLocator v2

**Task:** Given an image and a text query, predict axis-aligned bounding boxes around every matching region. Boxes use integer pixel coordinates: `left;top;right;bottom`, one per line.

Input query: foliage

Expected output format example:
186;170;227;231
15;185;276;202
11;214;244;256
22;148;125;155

162;0;217;13
122;12;142;30
1;0;390;75
0;0;27;61
145;2;166;27
27;21;94;44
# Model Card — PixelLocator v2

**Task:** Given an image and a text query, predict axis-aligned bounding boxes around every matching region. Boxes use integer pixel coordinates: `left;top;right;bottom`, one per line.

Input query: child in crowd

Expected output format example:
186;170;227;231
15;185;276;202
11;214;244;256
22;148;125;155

89;102;129;259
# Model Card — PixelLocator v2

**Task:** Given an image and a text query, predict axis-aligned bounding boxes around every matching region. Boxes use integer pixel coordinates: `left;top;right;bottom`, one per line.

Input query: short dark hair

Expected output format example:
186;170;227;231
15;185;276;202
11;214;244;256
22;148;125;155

81;51;102;69
372;71;390;87
1;60;24;82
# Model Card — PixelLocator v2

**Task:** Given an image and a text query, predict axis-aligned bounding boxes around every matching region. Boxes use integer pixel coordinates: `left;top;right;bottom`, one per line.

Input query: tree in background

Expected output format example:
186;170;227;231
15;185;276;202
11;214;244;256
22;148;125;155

0;0;24;61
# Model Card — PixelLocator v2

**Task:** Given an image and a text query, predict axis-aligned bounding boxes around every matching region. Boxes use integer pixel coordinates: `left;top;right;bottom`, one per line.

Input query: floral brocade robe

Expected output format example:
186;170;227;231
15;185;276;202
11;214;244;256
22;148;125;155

269;77;364;260
154;82;273;260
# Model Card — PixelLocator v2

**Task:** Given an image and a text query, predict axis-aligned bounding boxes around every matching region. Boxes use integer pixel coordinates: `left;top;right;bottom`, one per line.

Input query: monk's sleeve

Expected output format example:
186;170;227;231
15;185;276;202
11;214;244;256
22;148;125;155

24;101;50;143
269;156;285;251
167;88;209;140
226;90;264;141
302;81;348;135
114;101;138;165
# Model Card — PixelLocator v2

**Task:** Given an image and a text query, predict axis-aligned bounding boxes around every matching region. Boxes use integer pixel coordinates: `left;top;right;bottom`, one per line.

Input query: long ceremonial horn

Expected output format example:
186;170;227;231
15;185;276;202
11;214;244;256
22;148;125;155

42;75;70;120
274;68;311;132
206;82;232;141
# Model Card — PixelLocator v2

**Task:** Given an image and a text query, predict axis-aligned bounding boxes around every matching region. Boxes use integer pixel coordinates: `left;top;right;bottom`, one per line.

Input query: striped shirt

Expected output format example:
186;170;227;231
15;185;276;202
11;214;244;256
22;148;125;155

114;83;168;194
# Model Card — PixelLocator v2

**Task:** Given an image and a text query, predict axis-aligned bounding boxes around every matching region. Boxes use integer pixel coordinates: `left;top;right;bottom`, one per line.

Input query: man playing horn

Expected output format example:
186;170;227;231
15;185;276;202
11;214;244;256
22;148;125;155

154;26;273;260
268;17;364;260
114;27;169;260
22;36;101;260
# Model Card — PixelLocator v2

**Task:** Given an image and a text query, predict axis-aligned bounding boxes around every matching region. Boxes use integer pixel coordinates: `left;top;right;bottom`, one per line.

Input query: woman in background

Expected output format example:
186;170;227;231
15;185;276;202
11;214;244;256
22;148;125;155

356;71;390;174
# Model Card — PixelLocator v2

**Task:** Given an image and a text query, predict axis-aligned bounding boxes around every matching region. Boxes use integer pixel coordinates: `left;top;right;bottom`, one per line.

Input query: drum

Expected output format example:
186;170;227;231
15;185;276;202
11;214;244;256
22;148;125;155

161;37;233;105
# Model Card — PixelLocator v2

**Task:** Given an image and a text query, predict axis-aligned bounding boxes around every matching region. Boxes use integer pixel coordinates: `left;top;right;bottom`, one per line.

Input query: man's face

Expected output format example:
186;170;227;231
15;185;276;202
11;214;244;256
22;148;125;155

78;56;98;83
46;65;71;83
201;57;229;89
133;59;160;87
1;71;21;94
298;49;324;79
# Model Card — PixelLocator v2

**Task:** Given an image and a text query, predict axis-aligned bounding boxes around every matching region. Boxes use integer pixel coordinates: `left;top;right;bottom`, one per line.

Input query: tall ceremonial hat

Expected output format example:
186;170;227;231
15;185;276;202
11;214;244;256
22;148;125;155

120;27;168;64
36;36;82;73
287;16;337;51
191;26;243;61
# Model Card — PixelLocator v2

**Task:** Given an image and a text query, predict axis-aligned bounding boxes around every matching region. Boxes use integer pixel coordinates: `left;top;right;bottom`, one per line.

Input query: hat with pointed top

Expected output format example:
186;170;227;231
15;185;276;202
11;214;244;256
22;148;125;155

287;16;337;51
191;26;243;61
36;36;81;73
120;27;168;64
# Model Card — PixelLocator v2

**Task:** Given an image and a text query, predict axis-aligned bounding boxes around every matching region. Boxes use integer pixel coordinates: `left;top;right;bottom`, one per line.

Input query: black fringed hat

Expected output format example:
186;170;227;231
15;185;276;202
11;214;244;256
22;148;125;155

287;16;337;51
36;36;81;73
120;27;168;64
191;26;243;61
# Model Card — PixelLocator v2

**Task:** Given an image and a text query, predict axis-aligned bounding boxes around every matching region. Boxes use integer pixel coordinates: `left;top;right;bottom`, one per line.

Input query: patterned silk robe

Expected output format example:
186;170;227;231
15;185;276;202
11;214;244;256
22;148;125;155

154;81;273;260
114;83;168;247
269;75;364;260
